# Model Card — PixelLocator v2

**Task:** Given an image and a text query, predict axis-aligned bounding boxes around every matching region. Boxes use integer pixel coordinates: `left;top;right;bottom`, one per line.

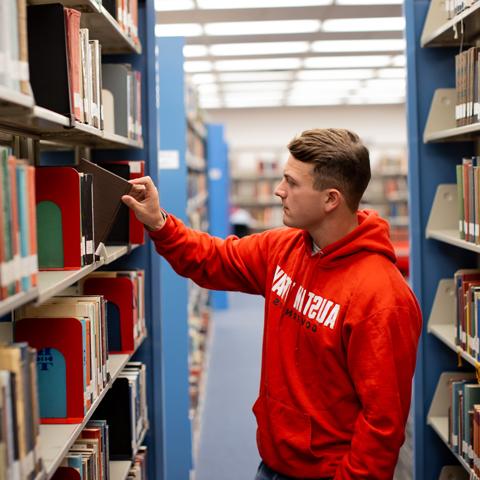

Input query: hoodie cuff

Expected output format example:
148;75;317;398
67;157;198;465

148;210;175;241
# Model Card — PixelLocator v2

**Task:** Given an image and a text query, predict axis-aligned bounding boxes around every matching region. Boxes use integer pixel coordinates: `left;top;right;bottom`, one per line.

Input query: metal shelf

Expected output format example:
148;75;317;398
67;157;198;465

186;151;206;172
423;89;480;143
27;0;141;54
110;461;131;480
425;183;480;253
40;336;143;480
421;0;480;47
187;115;207;139
0;288;39;318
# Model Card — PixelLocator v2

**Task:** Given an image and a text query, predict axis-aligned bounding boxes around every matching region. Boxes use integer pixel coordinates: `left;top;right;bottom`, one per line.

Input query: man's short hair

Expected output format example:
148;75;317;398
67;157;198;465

287;128;371;212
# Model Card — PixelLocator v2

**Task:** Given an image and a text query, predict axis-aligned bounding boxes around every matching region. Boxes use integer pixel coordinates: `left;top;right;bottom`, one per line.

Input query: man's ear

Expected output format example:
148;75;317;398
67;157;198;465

324;189;342;213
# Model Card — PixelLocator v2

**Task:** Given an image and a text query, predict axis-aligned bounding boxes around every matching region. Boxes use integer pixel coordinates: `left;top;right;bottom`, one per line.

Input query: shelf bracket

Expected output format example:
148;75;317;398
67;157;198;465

424;89;457;143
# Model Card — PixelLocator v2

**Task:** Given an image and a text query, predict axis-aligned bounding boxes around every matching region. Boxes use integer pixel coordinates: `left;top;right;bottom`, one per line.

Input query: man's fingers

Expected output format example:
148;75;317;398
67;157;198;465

128;184;147;202
122;194;142;210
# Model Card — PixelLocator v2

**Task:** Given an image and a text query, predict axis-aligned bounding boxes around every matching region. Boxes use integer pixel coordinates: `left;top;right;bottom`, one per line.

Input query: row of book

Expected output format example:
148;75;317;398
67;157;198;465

455;47;480;127
35;159;145;271
52;420;109;480
93;362;148;461
103;0;140;47
454;269;480;358
127;447;148;480
14;270;145;423
27;4;142;141
0;1;30;95
0;343;42;480
0;148;38;300
231;179;280;200
456;157;480;243
187;121;206;161
447;373;480;475
446;0;479;20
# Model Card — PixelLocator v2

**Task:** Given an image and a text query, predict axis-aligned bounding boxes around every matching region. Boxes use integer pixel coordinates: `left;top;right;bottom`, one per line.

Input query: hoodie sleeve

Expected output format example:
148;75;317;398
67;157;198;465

148;213;269;295
334;304;421;480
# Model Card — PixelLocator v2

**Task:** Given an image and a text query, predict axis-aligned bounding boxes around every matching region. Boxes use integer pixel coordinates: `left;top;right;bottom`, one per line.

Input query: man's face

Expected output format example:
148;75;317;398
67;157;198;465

274;155;328;231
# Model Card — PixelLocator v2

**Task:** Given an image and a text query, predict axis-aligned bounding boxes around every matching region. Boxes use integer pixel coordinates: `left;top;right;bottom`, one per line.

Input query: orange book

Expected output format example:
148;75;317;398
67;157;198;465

27;165;38;286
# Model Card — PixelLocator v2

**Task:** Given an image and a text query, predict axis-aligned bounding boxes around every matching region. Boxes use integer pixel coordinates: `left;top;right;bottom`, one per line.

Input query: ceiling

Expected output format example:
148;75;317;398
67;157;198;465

154;0;406;109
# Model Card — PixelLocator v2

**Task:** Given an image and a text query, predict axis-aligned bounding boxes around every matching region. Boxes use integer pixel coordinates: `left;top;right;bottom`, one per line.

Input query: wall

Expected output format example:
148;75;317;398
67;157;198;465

206;104;407;168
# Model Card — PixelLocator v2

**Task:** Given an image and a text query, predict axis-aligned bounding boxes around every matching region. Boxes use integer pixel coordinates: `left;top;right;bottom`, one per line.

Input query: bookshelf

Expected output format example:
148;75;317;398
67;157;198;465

406;0;480;477
230;148;285;233
0;0;163;478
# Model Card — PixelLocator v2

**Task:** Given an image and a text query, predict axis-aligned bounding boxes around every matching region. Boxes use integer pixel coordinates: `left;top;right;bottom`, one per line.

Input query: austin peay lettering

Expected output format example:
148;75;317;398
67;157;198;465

271;265;340;330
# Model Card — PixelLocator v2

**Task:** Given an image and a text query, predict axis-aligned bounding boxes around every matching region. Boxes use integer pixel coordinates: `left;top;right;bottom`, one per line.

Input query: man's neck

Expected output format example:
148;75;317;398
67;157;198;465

310;212;359;250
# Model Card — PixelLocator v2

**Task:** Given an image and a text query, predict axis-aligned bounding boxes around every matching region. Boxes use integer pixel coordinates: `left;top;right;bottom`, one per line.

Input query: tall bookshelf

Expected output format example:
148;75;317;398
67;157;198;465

0;1;165;479
406;0;480;478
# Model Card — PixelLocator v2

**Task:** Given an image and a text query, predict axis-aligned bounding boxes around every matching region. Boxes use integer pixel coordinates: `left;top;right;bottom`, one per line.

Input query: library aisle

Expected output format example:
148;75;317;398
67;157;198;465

195;292;262;480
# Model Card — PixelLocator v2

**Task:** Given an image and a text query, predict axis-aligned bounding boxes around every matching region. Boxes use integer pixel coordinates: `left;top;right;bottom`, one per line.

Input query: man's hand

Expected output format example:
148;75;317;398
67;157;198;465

121;176;166;231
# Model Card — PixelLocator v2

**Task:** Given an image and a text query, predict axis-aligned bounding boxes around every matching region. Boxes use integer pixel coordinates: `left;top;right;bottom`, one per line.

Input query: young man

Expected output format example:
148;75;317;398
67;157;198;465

122;128;422;480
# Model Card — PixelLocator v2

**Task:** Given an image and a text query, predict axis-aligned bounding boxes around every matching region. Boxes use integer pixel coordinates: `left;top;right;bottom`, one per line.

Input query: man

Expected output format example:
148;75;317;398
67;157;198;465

122;128;422;480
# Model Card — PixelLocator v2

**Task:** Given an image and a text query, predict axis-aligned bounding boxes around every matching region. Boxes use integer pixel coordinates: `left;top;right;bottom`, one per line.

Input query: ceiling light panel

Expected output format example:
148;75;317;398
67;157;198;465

392;55;406;67
189;73;217;84
287;97;344;106
365;78;405;89
184;60;213;72
376;68;406;78
198;83;219;93
210;41;309;56
292;79;362;89
219;71;294;82
215;57;302;71
155;0;194;10
304;55;391;68
221;81;289;92
204;20;321;36
322;17;405;32
297;69;375;80
311;39;405;52
198;0;332;8
184;45;209;57
155;23;203;37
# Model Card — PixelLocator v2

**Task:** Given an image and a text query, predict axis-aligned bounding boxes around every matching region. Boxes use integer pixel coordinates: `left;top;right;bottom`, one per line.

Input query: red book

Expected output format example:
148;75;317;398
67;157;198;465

35;167;83;270
64;8;82;122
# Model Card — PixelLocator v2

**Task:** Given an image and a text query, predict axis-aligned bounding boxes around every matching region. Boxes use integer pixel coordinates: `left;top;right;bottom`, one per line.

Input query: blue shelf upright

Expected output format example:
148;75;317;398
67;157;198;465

156;35;192;480
207;123;230;310
405;1;477;478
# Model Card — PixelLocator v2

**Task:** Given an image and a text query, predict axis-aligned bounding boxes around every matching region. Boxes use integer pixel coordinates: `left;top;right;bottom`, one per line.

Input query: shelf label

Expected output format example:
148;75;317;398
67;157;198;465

158;150;180;170
209;168;222;181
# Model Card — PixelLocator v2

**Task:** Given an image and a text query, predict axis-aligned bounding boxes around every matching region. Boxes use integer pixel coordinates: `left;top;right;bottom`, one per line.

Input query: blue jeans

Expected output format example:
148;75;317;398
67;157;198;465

255;462;333;480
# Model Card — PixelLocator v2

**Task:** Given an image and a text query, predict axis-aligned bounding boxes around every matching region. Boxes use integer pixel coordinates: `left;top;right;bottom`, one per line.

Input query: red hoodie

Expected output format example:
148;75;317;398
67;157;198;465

149;209;422;479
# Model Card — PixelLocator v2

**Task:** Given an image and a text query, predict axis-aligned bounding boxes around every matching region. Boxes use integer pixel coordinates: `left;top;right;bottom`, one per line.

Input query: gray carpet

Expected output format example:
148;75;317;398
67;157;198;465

194;291;413;480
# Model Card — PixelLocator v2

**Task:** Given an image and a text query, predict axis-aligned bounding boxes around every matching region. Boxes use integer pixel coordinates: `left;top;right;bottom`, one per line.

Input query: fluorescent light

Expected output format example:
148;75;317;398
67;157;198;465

155;0;194;10
184;45;209;57
291;80;362;92
155;23;203;37
198;83;219;94
365;79;405;89
311;39;405;52
190;73;216;84
204;20;321;36
287;97;344;106
224;92;285;101
392;55;406;67
184;61;213;73
198;0;331;7
337;0;402;4
304;55;391;68
210;41;309;56
376;68;406;78
297;69;375;80
219;71;293;82
200;98;223;108
221;82;288;93
322;17;405;32
225;98;284;108
215;57;302;71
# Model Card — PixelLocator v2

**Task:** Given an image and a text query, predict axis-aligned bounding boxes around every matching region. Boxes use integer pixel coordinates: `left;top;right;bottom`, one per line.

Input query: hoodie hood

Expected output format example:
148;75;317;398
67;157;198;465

303;209;396;268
